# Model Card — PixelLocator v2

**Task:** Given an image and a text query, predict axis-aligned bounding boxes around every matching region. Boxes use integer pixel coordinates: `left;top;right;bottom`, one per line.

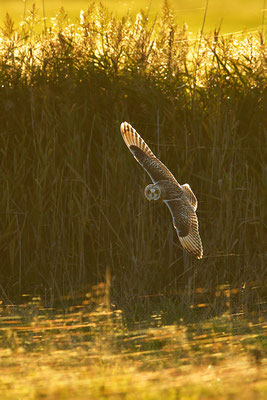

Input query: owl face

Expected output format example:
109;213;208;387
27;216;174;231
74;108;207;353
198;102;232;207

144;184;161;201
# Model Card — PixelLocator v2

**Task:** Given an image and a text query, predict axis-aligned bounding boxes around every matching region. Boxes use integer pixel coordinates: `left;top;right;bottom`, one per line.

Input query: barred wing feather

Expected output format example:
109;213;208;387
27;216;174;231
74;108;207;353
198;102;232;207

181;184;198;211
120;121;203;260
120;122;178;184
164;199;203;259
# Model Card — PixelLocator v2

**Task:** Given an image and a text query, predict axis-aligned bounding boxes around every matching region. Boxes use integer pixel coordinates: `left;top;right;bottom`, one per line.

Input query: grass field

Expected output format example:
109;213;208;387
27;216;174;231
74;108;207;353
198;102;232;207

0;1;266;398
0;0;265;34
0;290;266;400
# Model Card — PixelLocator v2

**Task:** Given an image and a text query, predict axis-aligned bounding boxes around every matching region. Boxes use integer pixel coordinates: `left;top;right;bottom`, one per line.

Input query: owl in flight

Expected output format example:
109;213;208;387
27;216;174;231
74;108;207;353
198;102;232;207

120;122;203;259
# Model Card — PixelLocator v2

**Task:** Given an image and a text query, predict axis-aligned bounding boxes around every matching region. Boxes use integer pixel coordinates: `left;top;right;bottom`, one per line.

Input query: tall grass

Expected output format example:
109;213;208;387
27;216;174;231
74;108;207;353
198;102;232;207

0;2;265;314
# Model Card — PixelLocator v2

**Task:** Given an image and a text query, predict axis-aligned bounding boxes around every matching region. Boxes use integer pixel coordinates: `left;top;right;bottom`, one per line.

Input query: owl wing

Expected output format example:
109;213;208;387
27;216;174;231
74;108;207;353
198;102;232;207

164;198;203;259
181;183;198;211
120;122;178;184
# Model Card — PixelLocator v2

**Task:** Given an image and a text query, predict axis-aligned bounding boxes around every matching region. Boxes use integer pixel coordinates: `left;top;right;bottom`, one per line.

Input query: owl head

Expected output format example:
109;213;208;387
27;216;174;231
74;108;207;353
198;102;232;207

144;184;161;201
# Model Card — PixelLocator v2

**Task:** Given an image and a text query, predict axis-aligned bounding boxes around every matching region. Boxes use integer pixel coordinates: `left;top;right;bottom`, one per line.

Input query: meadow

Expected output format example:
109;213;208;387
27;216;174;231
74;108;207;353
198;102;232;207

0;1;266;397
0;288;266;399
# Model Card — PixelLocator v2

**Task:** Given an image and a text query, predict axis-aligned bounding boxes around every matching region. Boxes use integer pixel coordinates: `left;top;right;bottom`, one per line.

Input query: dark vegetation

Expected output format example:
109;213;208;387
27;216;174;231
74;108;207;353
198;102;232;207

0;2;265;316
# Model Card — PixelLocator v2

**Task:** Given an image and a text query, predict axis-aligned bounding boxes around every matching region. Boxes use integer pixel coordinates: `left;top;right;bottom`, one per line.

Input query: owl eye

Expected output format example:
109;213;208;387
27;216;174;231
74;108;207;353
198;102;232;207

147;189;151;194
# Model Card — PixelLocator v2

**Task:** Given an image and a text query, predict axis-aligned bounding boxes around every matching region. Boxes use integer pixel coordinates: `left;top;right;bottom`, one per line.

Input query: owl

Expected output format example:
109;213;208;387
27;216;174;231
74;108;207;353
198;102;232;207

120;121;203;259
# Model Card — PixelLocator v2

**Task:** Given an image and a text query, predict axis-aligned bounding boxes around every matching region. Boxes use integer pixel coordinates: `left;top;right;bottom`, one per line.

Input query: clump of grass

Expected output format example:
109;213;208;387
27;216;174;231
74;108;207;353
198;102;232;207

0;1;265;314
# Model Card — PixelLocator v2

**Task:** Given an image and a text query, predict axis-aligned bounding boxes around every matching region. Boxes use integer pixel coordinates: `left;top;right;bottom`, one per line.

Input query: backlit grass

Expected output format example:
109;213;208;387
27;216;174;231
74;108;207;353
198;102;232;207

0;288;266;400
0;3;265;398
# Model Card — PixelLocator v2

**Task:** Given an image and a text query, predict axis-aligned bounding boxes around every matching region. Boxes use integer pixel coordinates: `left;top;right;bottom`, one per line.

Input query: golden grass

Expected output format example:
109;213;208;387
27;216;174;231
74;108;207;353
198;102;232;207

1;352;266;399
0;1;265;315
0;292;266;400
0;5;265;398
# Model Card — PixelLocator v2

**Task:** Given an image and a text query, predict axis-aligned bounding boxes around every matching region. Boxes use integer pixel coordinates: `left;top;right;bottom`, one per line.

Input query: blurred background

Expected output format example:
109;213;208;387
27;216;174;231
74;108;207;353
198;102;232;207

1;0;265;34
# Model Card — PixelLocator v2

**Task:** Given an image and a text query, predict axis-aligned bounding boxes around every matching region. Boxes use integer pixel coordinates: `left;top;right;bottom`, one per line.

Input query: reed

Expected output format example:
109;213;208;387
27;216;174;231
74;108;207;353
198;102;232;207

0;2;265;315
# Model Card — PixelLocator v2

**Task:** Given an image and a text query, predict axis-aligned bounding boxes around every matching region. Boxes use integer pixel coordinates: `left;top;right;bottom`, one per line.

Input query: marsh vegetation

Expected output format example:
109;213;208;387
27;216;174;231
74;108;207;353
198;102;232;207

0;1;265;306
0;1;266;397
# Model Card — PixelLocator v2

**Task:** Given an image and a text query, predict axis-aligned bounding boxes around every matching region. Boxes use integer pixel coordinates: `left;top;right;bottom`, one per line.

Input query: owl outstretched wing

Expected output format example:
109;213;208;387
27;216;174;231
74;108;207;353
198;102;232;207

120;121;203;259
164;199;203;259
120;122;178;184
181;183;198;211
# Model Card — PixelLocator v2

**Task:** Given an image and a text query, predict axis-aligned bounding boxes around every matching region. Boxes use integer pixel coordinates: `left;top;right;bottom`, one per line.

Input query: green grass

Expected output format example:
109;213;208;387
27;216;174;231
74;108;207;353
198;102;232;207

0;0;265;34
0;291;266;400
